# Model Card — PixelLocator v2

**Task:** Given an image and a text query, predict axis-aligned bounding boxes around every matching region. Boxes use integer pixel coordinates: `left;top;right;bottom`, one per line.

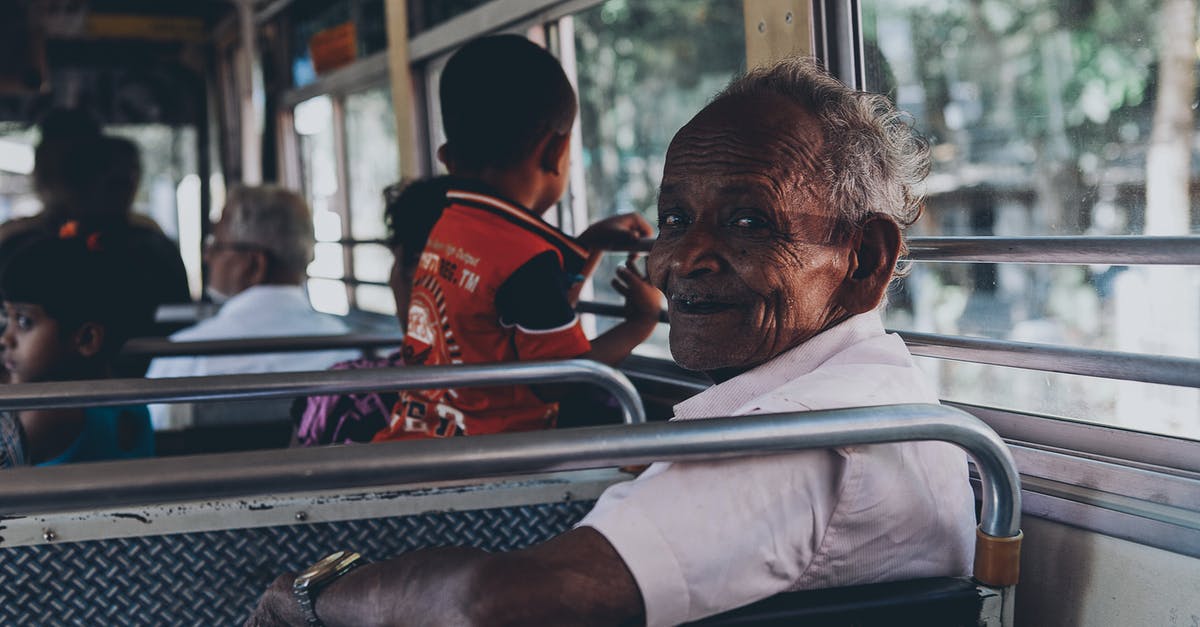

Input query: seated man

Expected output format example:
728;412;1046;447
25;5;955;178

147;186;358;429
245;58;975;627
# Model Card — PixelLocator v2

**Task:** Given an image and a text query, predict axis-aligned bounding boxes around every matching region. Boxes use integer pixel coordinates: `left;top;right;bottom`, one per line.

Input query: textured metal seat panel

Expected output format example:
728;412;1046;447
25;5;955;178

0;500;593;626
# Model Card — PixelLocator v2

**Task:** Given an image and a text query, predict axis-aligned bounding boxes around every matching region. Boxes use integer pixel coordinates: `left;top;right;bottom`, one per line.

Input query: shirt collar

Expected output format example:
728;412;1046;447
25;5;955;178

444;182;589;274
218;284;311;318
672;311;887;420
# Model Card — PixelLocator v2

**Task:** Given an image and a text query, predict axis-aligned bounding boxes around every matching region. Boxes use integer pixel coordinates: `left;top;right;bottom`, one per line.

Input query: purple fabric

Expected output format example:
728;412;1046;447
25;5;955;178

294;351;404;446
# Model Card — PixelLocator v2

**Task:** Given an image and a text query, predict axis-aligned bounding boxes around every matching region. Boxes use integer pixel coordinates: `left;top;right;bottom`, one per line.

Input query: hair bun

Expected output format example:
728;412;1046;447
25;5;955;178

58;220;79;239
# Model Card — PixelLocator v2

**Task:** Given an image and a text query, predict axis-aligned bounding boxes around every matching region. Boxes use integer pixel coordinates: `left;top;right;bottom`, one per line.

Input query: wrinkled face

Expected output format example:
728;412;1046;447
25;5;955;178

648;94;854;376
0;302;77;384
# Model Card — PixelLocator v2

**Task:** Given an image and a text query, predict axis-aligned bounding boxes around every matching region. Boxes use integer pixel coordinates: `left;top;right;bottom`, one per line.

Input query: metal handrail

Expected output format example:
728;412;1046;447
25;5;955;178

0;359;646;426
575;301;1200;389
121;333;404;358
0;404;1020;539
607;235;1200;265
898;330;1200;389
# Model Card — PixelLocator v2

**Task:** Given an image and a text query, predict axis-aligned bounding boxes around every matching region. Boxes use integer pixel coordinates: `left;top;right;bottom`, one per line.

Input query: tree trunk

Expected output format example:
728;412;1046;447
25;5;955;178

1144;0;1196;235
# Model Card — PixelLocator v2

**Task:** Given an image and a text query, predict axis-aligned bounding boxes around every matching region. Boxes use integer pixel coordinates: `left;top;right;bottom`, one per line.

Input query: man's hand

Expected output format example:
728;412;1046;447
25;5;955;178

577;213;654;250
244;572;303;627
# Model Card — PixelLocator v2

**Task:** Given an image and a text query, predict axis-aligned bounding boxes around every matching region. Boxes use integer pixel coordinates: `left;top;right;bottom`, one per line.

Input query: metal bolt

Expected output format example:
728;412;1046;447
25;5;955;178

295;511;308;522
42;529;56;542
785;11;794;23
758;20;766;33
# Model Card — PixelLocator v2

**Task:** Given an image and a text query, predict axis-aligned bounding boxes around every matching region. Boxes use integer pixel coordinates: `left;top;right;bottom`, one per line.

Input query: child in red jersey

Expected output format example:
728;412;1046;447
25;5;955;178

374;35;661;441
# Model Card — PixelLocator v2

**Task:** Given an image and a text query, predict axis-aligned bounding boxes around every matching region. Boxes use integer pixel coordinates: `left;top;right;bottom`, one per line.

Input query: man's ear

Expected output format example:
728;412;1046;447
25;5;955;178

837;216;902;315
73;322;106;358
247;250;270;285
436;144;453;172
538;132;571;176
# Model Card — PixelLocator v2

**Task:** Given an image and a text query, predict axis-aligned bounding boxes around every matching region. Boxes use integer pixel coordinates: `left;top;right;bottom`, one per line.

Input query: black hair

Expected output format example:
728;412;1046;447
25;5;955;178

0;229;155;357
383;176;456;267
439;35;577;172
37;108;101;142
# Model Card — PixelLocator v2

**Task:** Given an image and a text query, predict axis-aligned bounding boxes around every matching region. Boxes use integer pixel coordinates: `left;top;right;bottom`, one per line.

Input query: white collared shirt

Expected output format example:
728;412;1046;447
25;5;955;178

146;285;360;429
578;311;976;626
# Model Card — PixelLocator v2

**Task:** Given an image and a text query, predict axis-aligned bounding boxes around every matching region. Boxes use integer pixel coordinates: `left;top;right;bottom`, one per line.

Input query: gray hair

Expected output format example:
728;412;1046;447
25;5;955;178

717;58;930;246
221;185;315;276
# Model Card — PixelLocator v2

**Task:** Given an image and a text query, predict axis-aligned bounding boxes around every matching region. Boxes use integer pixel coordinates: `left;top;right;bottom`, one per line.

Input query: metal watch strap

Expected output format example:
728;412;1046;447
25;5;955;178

293;551;363;627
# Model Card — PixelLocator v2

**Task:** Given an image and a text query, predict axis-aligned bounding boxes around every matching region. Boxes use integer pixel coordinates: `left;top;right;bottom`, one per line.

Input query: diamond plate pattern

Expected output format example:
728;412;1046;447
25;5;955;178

0;501;594;626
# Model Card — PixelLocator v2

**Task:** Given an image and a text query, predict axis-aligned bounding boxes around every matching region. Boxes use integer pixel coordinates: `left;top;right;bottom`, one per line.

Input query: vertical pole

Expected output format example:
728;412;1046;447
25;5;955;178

236;0;263;184
742;0;814;71
331;96;356;309
385;0;421;181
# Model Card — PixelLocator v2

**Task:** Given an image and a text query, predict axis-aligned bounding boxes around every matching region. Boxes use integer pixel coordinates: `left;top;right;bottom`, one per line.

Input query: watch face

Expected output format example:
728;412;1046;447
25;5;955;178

294;550;360;588
296;551;348;587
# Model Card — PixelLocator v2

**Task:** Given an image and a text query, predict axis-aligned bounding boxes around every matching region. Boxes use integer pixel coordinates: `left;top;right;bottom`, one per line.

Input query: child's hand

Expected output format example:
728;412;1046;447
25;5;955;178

612;254;663;326
577;213;654;250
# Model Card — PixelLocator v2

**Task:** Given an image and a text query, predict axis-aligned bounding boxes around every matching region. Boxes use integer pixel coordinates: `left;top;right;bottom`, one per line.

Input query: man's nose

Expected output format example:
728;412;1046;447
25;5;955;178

670;223;724;279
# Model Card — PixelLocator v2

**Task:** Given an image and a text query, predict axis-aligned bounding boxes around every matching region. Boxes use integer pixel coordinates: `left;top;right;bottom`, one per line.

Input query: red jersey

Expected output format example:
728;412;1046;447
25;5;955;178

373;186;591;441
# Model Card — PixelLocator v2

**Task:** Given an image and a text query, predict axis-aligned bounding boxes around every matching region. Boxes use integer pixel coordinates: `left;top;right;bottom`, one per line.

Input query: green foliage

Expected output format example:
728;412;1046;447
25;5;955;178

573;0;745;220
872;0;1162;162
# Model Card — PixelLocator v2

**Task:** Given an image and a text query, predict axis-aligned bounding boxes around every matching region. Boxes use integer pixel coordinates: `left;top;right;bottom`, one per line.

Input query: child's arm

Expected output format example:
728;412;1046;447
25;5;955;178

580;255;662;367
19;409;86;464
575;213;653;251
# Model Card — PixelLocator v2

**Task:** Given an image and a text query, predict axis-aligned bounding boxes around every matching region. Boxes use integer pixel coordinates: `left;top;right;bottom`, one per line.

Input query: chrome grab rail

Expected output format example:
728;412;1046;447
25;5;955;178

605;235;1200;265
0;359;646;426
0;404;1020;540
122;333;404;358
575;302;1200;389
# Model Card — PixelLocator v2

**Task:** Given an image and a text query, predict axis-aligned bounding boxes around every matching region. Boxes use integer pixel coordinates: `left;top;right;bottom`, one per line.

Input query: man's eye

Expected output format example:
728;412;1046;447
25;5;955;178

730;215;768;229
658;212;689;228
16;315;31;330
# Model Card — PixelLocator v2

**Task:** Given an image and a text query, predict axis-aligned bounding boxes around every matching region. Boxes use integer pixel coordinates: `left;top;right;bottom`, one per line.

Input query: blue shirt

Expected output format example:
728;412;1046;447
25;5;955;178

38;405;155;466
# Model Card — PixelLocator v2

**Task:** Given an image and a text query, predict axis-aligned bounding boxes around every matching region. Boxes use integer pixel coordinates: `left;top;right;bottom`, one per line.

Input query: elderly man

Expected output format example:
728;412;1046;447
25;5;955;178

147;186;357;428
245;58;974;627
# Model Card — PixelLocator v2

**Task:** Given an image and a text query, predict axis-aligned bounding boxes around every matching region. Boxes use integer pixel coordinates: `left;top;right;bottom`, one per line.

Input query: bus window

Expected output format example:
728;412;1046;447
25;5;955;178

294;94;351;314
568;0;747;358
106;125;198;242
0;123;38;222
864;0;1199;439
345;84;399;314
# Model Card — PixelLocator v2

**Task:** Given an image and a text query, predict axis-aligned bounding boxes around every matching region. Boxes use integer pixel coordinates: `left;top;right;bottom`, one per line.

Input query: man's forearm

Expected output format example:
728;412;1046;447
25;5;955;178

264;529;643;627
314;547;484;627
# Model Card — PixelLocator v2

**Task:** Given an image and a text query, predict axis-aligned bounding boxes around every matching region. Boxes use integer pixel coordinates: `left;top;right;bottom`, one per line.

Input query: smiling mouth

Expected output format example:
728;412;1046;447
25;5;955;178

671;296;739;315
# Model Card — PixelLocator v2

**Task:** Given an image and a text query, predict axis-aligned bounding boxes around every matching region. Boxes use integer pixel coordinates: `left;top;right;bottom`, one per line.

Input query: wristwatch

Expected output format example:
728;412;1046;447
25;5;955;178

293;550;365;627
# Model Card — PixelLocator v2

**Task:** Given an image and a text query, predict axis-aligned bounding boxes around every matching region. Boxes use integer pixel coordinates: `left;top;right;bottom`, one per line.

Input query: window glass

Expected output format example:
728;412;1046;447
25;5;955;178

352;242;393;284
290;0;386;87
295;94;347;313
914;357;1200;442
106;125;198;243
865;0;1199;438
356;284;397;316
345;85;397;240
308;277;349;315
0;123;40;222
864;0;1198;238
571;0;745;353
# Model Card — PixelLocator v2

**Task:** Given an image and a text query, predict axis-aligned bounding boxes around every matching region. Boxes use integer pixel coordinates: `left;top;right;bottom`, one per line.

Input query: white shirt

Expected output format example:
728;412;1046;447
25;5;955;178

579;311;976;626
146;285;360;429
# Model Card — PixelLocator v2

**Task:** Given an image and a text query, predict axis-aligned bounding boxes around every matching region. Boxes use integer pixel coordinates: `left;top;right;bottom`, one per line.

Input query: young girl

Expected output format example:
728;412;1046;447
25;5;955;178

0;224;156;466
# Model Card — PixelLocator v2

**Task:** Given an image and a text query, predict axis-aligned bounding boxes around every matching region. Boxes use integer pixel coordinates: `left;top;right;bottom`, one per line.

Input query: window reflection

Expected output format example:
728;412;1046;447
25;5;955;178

865;0;1199;438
